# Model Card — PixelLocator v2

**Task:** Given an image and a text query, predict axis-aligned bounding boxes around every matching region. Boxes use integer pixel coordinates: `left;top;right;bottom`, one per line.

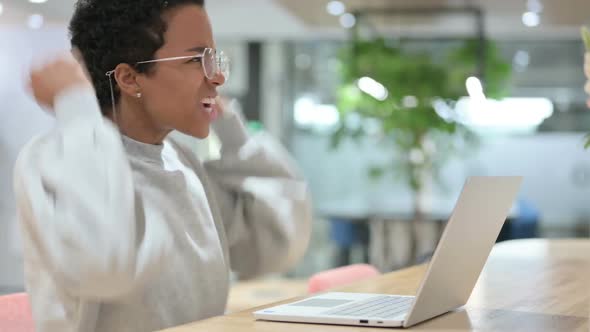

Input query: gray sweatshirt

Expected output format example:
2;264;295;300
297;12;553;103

13;87;313;332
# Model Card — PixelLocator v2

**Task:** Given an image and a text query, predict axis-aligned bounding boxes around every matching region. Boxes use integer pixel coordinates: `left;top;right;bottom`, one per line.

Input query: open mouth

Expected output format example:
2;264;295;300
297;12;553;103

201;97;216;113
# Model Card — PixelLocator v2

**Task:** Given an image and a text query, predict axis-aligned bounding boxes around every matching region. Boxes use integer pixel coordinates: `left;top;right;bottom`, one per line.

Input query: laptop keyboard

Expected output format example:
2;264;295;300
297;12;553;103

324;295;414;319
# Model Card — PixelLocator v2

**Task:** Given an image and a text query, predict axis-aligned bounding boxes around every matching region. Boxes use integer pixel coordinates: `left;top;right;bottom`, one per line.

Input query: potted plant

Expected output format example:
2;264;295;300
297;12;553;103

332;37;511;264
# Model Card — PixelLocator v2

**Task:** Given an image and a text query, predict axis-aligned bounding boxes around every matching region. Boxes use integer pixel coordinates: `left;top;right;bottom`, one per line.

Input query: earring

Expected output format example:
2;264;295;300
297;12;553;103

136;92;142;98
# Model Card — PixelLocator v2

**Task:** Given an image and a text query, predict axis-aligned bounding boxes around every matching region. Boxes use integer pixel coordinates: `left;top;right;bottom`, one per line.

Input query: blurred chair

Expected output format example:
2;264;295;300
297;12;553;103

0;293;35;332
329;218;370;266
497;199;539;242
308;264;380;294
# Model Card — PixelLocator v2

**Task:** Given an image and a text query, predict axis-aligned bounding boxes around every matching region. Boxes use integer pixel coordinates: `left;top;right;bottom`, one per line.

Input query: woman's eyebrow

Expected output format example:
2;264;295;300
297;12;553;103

185;46;207;53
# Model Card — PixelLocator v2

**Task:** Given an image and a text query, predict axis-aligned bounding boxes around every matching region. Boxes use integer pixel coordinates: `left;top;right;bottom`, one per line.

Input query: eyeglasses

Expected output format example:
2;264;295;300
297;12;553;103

135;48;230;81
106;48;230;81
104;48;230;121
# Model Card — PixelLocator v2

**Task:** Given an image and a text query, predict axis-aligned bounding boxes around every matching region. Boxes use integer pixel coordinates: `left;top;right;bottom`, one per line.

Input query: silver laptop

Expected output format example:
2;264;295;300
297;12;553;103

254;176;523;328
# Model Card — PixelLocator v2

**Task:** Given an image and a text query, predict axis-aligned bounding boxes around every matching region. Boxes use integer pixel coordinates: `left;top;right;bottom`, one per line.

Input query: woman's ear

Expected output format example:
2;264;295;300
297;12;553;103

114;63;141;98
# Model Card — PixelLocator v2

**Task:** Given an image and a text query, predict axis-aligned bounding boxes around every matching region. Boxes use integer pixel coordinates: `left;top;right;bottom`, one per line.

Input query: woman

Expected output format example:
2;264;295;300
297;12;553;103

15;0;312;331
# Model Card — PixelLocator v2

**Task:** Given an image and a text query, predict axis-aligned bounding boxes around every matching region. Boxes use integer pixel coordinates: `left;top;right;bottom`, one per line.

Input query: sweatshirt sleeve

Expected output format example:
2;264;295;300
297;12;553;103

13;86;173;299
204;109;313;280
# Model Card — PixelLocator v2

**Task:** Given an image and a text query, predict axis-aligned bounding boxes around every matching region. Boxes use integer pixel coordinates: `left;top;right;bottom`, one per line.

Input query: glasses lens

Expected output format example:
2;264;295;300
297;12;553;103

202;48;216;79
203;49;230;81
217;50;230;81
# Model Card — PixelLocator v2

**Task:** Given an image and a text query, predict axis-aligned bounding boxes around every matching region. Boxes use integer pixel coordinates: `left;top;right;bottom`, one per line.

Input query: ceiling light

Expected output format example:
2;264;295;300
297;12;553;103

522;11;540;27
339;13;356;29
326;1;346;16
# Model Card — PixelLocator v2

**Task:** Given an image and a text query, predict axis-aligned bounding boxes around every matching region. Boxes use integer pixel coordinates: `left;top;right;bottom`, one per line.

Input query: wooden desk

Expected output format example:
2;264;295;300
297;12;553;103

161;239;590;332
226;279;307;313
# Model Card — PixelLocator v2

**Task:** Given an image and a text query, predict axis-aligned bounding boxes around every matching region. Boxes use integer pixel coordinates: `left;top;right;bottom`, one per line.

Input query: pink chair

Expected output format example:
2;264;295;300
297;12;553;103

0;293;35;332
307;264;380;294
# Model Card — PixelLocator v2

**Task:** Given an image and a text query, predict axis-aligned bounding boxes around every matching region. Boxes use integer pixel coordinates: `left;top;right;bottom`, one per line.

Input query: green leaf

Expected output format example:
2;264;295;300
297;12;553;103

368;166;386;180
332;36;508;190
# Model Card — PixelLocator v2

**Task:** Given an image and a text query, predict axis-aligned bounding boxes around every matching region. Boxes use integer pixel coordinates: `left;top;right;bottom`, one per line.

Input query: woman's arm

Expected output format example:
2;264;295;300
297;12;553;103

204;105;313;280
15;54;173;299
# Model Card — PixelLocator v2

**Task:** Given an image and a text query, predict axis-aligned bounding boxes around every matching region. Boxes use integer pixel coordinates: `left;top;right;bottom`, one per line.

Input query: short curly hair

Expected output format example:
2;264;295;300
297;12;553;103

69;0;205;114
